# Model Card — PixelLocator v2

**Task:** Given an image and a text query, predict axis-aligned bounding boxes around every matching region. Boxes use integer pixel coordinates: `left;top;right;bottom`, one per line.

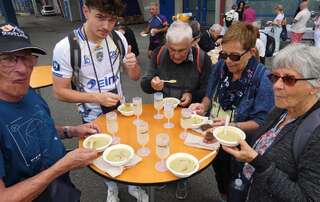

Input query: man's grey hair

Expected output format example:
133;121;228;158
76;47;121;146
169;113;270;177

166;21;192;44
209;24;223;33
272;44;320;96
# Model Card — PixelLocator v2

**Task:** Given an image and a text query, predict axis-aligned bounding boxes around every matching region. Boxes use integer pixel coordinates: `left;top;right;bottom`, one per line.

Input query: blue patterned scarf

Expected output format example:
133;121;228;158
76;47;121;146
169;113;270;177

217;57;258;111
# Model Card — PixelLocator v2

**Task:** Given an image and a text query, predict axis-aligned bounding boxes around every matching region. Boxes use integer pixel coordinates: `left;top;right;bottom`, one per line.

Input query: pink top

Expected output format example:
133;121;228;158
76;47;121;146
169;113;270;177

243;7;256;23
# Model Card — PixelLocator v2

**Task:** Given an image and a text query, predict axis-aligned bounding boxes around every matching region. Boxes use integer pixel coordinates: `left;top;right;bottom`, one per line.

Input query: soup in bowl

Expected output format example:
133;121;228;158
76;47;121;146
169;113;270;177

166;153;199;178
83;133;112;152
213;126;246;147
190;115;206;128
103;144;135;166
117;103;134;116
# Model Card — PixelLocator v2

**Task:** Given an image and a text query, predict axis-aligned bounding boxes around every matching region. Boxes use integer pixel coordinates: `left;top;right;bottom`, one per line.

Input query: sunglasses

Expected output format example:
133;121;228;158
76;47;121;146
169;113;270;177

267;73;318;86
219;50;249;61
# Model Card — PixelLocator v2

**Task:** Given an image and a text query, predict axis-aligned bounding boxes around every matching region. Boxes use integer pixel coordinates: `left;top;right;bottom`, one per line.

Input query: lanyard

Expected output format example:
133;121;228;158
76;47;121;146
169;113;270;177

82;27;120;94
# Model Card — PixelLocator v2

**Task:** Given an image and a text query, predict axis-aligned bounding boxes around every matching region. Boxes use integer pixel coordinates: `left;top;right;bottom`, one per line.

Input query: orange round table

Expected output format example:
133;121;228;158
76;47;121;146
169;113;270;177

30;65;53;89
80;104;217;186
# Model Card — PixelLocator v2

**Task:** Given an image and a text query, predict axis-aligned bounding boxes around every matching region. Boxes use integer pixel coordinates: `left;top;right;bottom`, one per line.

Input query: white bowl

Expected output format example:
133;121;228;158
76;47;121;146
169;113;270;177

166;153;199;178
117;103;134;116
140;33;148;37
213;126;246;147
83;133;112;152
102;144;135;167
163;97;180;108
190;114;207;129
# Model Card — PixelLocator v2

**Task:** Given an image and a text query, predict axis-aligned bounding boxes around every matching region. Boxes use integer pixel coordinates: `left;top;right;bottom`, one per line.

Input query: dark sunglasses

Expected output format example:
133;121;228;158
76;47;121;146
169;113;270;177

219;50;249;61
267;73;318;86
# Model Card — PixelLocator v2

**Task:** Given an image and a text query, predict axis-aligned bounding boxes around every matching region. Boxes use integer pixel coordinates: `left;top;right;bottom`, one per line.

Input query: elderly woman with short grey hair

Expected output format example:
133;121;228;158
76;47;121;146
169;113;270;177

224;44;320;201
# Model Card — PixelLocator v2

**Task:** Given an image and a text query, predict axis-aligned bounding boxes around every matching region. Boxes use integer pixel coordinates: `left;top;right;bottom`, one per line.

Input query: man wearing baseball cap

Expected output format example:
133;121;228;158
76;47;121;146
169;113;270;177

0;23;99;202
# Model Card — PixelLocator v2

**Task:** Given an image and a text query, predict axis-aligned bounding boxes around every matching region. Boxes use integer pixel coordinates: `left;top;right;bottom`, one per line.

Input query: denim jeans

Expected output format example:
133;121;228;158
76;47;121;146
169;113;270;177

271;25;282;52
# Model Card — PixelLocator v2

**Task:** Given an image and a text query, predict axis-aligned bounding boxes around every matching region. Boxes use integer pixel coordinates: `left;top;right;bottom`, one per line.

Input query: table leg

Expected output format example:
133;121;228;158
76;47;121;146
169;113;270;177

148;186;155;202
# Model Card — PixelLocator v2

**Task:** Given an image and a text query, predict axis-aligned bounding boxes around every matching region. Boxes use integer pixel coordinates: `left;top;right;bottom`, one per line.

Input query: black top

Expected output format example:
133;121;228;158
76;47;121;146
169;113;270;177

247;101;320;201
198;30;222;52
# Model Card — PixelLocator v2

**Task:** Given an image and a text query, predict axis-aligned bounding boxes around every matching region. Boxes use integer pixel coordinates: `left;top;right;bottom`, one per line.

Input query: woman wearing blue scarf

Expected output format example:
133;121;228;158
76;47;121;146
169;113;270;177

190;22;274;200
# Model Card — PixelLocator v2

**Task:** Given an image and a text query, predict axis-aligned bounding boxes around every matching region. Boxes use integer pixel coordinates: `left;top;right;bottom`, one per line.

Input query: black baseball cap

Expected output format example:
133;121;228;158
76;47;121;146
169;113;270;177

0;23;46;55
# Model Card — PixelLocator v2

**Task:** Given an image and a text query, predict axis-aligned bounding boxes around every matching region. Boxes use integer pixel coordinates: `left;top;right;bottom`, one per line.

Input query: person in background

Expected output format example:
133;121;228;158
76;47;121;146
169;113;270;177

291;1;311;43
236;1;246;21
141;2;169;58
115;17;140;56
0;22;98;202
224;4;239;28
198;24;224;52
267;4;285;55
189;19;201;48
190;22;274;200
224;44;320;202
243;4;256;24
294;0;309;18
313;5;320;48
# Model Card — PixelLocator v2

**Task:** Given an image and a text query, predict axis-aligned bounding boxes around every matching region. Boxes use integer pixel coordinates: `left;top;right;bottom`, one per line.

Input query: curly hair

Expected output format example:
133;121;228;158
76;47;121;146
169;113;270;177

84;0;125;16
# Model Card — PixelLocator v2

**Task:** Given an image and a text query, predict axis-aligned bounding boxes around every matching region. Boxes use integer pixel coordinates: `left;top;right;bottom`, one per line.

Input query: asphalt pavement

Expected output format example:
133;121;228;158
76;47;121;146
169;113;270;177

0;15;221;202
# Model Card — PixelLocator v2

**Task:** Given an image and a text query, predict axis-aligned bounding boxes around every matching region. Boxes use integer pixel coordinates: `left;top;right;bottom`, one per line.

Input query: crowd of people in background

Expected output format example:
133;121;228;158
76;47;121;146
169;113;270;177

1;0;320;202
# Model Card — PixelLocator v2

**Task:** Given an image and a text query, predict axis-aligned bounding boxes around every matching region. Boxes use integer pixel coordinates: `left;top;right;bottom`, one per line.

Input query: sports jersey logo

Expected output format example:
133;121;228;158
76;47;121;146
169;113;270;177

84;55;91;64
87;79;97;89
96;51;103;62
86;75;119;89
109;50;118;61
53;61;60;71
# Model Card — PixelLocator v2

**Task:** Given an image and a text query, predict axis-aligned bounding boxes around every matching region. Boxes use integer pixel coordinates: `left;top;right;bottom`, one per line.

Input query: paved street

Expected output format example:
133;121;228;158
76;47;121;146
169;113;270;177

0;15;221;202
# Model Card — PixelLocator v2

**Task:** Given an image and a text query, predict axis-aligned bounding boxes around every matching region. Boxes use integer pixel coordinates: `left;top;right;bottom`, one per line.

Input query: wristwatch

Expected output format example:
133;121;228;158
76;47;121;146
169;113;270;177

63;126;72;139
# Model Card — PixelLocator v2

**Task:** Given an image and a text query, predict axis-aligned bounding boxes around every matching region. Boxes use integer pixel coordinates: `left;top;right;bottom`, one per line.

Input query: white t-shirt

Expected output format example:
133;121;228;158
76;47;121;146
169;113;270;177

52;28;128;122
291;8;311;33
224;9;239;27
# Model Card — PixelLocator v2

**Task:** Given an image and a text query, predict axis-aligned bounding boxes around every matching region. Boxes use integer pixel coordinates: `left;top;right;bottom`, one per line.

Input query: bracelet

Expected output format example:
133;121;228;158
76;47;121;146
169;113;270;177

63;126;72;139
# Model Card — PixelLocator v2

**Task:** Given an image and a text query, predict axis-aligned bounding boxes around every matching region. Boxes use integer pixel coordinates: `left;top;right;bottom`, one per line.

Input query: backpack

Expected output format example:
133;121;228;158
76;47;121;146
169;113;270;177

67;29;126;91
293;107;320;162
156;45;205;73
261;32;275;57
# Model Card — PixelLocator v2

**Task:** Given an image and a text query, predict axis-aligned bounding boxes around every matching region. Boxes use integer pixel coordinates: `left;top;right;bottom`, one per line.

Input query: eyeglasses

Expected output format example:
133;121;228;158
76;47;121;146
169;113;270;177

0;54;38;67
219;50;249;61
267;73;318;86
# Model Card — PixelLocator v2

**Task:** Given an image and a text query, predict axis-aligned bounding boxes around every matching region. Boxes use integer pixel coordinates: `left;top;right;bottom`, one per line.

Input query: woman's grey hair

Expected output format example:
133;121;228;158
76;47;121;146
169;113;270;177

209;24;223;33
166;21;192;44
272;44;320;95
